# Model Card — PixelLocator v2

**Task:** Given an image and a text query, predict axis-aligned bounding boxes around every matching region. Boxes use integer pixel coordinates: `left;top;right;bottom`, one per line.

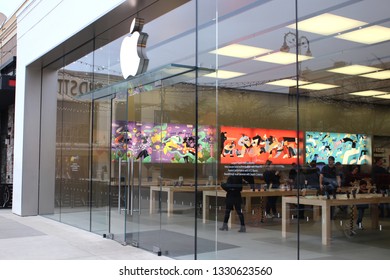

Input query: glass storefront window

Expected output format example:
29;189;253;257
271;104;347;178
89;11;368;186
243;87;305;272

40;0;390;260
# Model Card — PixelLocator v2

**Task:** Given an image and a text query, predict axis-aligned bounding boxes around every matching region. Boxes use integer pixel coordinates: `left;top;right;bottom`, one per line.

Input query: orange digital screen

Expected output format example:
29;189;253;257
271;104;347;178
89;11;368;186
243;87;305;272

220;126;303;165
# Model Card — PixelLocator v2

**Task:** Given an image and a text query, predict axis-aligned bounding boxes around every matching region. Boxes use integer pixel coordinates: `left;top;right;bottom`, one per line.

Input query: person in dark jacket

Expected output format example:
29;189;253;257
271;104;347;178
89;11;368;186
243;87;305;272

305;160;320;189
294;166;306;219
219;174;254;232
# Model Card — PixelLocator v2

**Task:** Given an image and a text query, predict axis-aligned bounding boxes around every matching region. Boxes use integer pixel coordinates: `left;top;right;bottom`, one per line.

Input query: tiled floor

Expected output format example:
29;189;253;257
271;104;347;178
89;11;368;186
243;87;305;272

1;208;389;260
0;209;170;260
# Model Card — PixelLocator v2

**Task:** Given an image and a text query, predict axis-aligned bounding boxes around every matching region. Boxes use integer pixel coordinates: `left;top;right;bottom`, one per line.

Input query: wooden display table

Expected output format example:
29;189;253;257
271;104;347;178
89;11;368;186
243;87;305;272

202;189;314;226
282;194;390;245
149;185;213;216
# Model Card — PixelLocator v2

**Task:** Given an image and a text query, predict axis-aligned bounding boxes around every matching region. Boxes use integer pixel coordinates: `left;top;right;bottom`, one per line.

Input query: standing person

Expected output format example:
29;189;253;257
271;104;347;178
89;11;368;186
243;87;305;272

263;161;281;218
219;174;254;232
345;165;361;186
372;158;390;217
372;158;389;189
335;162;345;186
356;180;369;229
294;165;306;219
319;156;342;193
305;160;320;189
288;162;297;189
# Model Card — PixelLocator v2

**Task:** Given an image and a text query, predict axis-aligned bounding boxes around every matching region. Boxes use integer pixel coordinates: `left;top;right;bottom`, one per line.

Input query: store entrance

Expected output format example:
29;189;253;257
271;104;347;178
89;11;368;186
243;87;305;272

89;64;205;254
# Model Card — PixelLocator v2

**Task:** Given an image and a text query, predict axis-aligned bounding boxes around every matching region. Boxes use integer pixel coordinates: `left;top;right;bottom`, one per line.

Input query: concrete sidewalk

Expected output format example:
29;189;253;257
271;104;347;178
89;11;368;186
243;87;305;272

0;209;171;260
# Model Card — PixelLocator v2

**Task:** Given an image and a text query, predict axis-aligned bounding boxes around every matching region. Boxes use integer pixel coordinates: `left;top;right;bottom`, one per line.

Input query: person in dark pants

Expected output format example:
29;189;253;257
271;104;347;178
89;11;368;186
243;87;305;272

288;162;297;189
263;162;281;218
372;158;390;217
294;166;306;219
220;174;254;232
319;156;342;219
356;179;369;229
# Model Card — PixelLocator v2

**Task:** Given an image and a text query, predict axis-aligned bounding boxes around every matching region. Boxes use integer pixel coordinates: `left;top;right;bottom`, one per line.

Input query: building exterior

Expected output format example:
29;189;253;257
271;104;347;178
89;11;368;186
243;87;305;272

0;8;17;209
11;0;390;259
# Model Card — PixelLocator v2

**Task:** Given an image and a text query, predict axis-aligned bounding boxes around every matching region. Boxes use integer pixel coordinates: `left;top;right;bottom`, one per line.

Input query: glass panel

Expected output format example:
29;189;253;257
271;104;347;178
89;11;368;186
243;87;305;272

297;0;390;259
40;0;390;260
198;0;299;259
54;42;94;230
90;95;111;235
110;91;129;244
85;59;211;252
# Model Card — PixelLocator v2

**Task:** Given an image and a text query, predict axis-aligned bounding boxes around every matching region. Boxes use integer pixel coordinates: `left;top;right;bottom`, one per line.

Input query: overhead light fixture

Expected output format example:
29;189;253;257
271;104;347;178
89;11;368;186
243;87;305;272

360;70;390;80
327;64;382;75
266;79;310;87
204;70;245;79
287;13;366;35
254;52;313;65
349;90;387;96
299;83;339;90
335;25;390;44
210;44;271;58
374;94;390;99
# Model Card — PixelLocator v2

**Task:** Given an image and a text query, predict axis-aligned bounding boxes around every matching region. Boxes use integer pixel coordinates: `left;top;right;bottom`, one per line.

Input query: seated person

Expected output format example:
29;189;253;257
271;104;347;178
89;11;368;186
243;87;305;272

319;156;342;194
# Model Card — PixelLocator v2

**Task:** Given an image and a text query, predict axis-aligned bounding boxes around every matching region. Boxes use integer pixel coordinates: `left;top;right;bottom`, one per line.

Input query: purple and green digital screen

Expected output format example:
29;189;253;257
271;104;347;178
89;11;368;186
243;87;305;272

112;121;216;163
305;131;371;165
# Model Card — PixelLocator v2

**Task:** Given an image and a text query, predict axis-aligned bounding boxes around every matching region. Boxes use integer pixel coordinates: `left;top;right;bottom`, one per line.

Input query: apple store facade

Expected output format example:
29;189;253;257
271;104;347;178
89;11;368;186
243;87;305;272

14;0;390;259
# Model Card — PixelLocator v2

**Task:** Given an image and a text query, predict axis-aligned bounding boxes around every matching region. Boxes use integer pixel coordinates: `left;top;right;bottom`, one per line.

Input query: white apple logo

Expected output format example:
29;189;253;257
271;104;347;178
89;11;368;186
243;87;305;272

120;17;149;79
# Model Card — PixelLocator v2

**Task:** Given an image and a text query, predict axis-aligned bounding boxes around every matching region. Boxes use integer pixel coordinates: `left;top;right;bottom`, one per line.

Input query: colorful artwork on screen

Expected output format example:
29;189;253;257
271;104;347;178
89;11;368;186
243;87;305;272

305;131;371;165
220;126;303;164
111;121;216;163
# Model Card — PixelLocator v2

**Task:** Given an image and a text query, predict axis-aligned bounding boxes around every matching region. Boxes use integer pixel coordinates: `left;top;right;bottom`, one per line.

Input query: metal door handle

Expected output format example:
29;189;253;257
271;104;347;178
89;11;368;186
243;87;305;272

118;158;122;213
129;157;134;215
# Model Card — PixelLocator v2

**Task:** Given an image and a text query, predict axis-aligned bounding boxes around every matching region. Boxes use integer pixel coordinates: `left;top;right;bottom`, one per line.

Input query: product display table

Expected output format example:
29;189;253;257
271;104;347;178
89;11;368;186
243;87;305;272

202;189;313;226
149;185;213;216
282;194;390;245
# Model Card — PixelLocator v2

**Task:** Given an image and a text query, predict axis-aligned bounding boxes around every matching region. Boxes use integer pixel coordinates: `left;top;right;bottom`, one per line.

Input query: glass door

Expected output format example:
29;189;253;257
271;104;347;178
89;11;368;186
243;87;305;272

90;95;112;235
123;67;208;256
110;90;135;244
90;64;211;254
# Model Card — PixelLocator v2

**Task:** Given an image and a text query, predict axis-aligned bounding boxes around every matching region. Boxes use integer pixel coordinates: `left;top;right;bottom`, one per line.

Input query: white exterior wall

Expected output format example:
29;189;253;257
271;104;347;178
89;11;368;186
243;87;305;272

13;0;124;216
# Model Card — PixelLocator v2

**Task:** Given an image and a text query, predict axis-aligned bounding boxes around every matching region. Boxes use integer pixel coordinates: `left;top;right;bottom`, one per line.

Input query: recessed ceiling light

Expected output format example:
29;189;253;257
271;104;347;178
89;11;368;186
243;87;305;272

210;44;271;58
204;70;245;79
266;79;310;87
335;25;390;44
299;83;339;90
374;94;390;99
254;52;313;65
327;65;382;75
349;90;388;96
360;70;390;80
287;13;366;35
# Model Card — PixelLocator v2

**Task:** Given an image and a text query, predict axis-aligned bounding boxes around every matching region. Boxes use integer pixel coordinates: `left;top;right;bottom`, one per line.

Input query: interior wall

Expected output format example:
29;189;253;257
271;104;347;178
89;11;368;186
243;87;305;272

217;89;390;135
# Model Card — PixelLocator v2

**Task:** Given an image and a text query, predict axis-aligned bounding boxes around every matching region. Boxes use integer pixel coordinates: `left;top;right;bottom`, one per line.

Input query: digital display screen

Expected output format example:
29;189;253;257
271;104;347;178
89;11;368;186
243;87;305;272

220;126;303;165
112;121;216;163
305;131;371;165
